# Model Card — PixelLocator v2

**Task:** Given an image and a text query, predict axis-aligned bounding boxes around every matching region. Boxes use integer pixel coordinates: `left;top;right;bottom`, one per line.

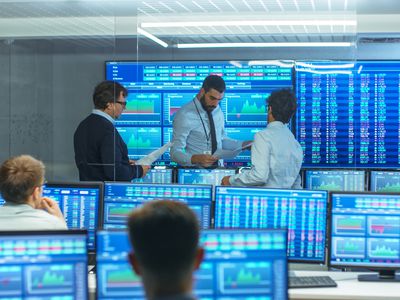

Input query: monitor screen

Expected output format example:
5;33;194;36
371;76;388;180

329;192;400;269
0;194;4;206
132;168;173;184
215;186;328;263
305;170;365;191
42;182;103;251
177;168;236;185
0;230;88;299
370;171;400;192
106;60;293;165
102;183;213;229
296;60;400;168
96;229;288;300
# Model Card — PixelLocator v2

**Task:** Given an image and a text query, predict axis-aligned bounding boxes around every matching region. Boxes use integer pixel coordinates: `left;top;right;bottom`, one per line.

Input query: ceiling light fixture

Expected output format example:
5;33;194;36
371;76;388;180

176;42;352;48
137;27;168;48
141;20;356;28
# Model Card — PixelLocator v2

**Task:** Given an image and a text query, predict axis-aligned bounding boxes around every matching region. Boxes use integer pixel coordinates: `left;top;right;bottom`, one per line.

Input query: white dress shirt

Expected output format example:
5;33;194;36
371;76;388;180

170;97;242;166
0;203;67;230
229;121;303;188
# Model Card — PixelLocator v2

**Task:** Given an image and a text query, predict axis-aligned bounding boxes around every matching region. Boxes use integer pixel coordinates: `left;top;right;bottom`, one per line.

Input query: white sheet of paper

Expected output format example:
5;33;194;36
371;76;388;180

135;142;172;165
213;148;242;160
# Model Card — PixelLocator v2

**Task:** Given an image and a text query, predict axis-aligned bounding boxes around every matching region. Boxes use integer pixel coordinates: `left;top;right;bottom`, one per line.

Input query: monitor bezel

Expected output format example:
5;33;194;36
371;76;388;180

328;191;400;271
44;181;104;250
214;185;329;264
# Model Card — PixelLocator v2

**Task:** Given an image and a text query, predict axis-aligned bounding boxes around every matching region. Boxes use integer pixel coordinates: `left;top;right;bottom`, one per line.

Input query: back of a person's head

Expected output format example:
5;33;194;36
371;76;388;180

202;75;226;93
93;80;128;110
267;88;297;123
128;200;199;281
0;155;45;204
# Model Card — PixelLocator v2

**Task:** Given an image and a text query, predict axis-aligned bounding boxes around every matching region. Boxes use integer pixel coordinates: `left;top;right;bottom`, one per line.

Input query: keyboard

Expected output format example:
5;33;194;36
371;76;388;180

289;276;337;289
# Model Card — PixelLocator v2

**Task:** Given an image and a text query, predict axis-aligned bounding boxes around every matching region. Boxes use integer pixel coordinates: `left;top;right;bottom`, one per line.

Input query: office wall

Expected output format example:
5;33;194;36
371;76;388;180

0;37;399;180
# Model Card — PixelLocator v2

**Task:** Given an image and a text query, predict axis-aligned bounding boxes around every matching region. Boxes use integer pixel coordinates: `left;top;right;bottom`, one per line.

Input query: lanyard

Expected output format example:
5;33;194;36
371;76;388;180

193;99;211;143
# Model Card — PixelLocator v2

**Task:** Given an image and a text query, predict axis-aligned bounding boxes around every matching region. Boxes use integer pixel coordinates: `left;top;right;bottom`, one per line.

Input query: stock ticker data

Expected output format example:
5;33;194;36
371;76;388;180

96;229;288;300
42;183;102;250
214;187;328;262
131;168;173;184
305;170;365;191
330;192;400;268
102;183;212;229
106;61;293;165
370;171;400;192
177;168;236;185
296;61;400;168
0;231;88;299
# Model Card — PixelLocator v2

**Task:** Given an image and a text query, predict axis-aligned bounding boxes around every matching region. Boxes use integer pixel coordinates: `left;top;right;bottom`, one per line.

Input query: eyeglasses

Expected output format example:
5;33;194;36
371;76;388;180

115;101;127;108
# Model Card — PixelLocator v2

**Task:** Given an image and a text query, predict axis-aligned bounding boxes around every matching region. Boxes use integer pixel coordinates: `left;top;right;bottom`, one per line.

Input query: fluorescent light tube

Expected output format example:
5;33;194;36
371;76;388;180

177;42;352;48
137;27;168;48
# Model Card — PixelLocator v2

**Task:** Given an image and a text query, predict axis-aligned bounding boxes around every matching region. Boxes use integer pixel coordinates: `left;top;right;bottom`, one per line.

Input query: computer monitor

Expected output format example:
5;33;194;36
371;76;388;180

370;171;400;192
305;170;366;191
132;167;173;184
0;194;4;206
329;192;400;281
177;168;236;185
96;229;288;300
0;230;88;299
215;186;328;263
43;182;103;251
102;183;213;229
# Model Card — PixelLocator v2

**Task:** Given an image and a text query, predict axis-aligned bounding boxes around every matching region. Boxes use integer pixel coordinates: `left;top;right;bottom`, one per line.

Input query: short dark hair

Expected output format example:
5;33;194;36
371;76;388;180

128;200;199;282
267;89;297;123
202;75;226;93
0;155;45;204
93;80;128;110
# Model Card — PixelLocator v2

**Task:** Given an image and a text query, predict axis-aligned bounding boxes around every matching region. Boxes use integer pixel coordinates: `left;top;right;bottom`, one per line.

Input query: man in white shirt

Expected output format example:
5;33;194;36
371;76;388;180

0;155;67;230
222;89;303;188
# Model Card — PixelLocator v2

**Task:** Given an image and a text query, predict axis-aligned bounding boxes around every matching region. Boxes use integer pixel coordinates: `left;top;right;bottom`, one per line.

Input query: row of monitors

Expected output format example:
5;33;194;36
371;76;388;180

135;167;400;193
0;229;288;299
2;181;400;267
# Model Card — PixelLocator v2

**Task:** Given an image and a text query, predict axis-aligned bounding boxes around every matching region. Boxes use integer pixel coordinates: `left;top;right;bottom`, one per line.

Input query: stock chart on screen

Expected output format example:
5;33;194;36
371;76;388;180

177;168;236;185
370;171;400;192
0;231;88;299
96;229;288;300
224;127;262;161
132;168;173;184
305;170;365;191
330;192;400;269
296;61;400;168
116;126;162;159
106;60;293;164
215;186;328;263
102;183;212;229
42;182;103;251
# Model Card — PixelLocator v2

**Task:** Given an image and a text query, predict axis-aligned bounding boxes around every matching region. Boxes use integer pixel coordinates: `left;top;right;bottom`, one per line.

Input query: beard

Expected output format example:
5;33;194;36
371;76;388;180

200;95;216;112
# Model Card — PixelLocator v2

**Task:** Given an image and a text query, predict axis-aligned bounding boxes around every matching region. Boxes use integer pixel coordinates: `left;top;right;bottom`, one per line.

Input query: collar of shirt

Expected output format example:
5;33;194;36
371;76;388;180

92;109;115;125
267;121;285;128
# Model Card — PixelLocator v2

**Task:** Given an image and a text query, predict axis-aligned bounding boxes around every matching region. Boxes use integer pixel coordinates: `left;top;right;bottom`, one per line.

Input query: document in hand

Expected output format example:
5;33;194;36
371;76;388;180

212;142;252;160
135;142;172;165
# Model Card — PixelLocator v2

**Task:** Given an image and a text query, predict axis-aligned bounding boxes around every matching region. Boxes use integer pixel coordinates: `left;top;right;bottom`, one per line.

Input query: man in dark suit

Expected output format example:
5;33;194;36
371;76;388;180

74;81;150;181
128;200;204;300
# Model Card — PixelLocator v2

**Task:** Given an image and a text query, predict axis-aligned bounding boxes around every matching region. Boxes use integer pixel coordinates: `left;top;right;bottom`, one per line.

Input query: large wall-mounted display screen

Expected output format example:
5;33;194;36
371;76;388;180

106;61;294;165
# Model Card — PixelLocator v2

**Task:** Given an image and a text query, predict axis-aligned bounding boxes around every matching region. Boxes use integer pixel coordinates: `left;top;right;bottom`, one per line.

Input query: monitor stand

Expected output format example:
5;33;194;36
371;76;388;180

358;270;400;282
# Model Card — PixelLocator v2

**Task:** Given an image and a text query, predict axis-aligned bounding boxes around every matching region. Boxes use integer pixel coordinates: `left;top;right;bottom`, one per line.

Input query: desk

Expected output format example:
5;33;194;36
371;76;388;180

290;271;400;300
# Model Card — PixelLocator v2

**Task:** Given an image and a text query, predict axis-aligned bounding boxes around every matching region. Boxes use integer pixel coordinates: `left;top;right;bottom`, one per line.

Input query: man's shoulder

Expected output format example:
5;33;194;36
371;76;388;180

76;114;113;131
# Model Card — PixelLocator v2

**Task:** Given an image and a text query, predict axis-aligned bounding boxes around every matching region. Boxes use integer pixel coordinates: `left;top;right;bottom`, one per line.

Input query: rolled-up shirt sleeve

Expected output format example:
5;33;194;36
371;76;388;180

170;110;193;166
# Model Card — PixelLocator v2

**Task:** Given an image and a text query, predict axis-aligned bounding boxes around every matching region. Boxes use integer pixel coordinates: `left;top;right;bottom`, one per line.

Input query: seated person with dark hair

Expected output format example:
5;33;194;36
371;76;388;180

0;155;67;230
222;89;303;188
127;200;204;300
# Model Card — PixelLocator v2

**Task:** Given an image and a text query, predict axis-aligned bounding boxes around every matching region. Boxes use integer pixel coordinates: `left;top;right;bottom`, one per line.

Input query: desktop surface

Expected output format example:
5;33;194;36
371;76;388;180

102;183;212;229
43;182;103;250
215;186;328;263
0;230;88;299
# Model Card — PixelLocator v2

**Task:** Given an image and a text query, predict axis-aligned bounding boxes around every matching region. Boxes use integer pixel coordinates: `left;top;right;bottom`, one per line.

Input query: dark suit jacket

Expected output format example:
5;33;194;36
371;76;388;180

73;113;143;181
